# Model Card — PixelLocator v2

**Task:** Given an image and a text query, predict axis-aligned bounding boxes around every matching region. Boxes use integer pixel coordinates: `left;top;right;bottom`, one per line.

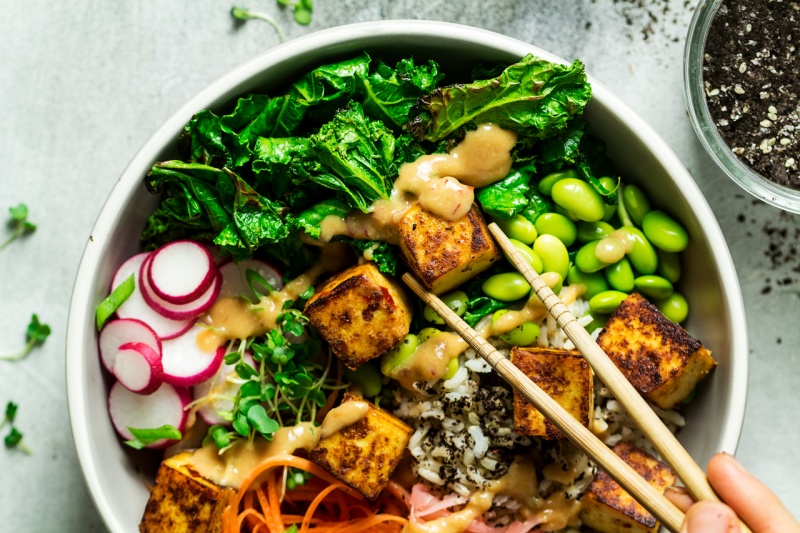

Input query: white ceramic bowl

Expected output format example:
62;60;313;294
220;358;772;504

67;20;748;533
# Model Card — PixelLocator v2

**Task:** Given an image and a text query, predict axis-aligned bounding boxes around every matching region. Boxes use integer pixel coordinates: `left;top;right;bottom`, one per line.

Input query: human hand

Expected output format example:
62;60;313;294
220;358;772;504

664;452;799;533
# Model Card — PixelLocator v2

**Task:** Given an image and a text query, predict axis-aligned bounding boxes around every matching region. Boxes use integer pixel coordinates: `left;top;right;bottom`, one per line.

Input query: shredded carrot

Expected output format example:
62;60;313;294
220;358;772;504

222;454;408;533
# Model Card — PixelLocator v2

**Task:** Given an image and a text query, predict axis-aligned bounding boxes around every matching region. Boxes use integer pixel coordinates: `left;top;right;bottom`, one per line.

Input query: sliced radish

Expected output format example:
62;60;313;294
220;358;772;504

114;342;163;395
193;352;256;426
112;253;193;339
161;325;225;386
108;381;191;449
218;258;284;302
147;240;217;304
139;254;221;321
98;318;161;374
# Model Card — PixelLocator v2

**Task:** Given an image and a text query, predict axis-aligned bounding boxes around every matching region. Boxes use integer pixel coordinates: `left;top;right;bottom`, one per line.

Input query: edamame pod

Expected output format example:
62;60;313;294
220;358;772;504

622;184;651;226
380;334;419;375
577;221;614;243
509;239;544;274
589;290;629;314
657;250;681;283
634;275;673;299
642;211;689;252
655;292;689;323
605;258;635;292
538;169;578;196
343;362;382;397
551;178;605;222
624;227;659;275
494;215;538;245
535;212;577;247
533;234;570;279
567;266;609;299
482;272;531;302
499;322;541;346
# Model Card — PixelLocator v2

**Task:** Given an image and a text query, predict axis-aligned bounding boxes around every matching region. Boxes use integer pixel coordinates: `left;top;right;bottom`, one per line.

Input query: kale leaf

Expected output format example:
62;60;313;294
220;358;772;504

407;54;591;143
293;199;350;240
362;57;444;128
475;163;536;220
343;238;398;275
179;110;251;168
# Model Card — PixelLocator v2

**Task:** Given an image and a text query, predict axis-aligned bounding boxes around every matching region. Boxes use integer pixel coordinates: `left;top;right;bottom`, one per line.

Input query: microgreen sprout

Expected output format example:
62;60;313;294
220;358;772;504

3;401;31;454
277;0;313;25
0;204;36;253
231;6;286;42
0;314;51;362
1;401;18;431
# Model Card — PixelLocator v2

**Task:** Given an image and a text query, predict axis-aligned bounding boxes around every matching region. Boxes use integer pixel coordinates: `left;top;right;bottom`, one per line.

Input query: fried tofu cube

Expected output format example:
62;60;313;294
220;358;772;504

596;293;716;409
304;262;412;370
397;203;500;294
140;452;234;533
310;393;412;500
511;347;594;439
580;442;677;533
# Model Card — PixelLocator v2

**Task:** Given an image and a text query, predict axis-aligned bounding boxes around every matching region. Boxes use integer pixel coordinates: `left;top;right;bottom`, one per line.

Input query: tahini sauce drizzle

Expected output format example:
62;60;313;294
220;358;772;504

319;399;370;439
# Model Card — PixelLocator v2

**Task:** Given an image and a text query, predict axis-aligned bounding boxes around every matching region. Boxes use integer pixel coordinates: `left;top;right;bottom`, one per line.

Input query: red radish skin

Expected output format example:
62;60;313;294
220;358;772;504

160;325;225;386
98;318;161;374
112;253;193;339
147;240;217;304
193;352;256;426
113;342;163;395
139;254;221;321
218;258;284;302
107;381;191;449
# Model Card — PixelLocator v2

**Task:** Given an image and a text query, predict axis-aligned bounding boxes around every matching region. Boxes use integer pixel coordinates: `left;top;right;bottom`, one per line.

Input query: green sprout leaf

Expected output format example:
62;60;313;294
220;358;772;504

1;401;18;432
247;404;280;438
124;425;182;450
231;6;286;42
1;314;51;362
203;425;233;450
95;274;135;330
4;427;31;454
0;203;37;253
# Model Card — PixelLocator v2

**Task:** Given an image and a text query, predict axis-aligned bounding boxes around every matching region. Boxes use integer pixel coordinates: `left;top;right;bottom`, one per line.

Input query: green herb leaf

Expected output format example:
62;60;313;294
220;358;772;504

96;274;135;330
247;404;280;438
124;425;182;450
203;425;233;450
1;203;37;253
4;427;30;454
1;314;51;362
233;413;251;437
246;268;277;301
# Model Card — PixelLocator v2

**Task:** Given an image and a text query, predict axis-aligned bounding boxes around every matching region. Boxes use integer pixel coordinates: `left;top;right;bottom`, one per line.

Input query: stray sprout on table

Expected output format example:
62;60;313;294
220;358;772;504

0;314;51;362
3;401;31;455
231;0;313;42
0;204;36;253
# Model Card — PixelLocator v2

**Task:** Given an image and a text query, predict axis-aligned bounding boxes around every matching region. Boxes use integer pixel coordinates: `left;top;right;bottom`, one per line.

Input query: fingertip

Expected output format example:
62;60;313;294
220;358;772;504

664;486;695;512
683;501;739;533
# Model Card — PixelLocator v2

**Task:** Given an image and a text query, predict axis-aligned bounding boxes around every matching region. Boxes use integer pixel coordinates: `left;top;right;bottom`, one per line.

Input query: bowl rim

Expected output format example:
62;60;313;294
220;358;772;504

684;0;800;213
67;19;749;532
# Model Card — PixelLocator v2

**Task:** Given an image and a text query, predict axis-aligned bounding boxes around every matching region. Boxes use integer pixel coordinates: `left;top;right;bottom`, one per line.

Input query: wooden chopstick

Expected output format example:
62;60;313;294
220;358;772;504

402;273;685;532
486;223;752;533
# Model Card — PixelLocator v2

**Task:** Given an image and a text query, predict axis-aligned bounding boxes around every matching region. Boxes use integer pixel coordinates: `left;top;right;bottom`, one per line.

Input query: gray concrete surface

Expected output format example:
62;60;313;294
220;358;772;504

0;0;797;530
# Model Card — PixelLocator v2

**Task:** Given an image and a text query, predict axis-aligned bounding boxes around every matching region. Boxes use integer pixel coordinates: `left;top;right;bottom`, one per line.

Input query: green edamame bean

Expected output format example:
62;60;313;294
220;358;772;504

418;328;441;344
538;169;578;196
598;177;619;222
509;239;544;274
567;265;609;299
634;275;673;299
622;184;651;226
589;290;629;314
499;322;541;346
551;178;605;222
535;212;577;247
343;362;382;397
657;250;681;283
642;211;689;252
482;272;531;302
577;221;614;243
442;357;460;380
575;241;607;273
494;215;538;245
380;333;419;375
533;234;570;279
586;313;610;334
605;258;635;292
554;205;581;222
541;271;564;294
655;292;689;323
624;227;659;275
492;309;509;323
423;290;468;324
602;204;617;222
598;177;619;194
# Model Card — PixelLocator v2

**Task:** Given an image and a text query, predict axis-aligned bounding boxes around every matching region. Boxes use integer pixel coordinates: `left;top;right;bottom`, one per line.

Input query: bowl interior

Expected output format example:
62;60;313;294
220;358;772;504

67;21;748;533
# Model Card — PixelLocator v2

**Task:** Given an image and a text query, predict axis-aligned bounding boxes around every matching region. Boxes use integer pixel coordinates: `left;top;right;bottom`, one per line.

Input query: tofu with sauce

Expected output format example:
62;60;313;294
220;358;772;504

304;262;413;370
596;293;716;409
510;347;594;440
310;393;412;500
140;451;234;533
397;203;500;295
580;441;677;533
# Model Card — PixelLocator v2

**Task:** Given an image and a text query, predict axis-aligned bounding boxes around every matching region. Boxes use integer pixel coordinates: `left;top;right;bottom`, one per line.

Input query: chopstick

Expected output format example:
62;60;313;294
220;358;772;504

402;273;685;532
486;223;752;532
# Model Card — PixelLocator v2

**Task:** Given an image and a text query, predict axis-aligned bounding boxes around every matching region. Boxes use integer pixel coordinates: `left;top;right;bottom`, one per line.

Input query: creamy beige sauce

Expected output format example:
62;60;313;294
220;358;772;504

532;493;582;532
189;422;320;489
319;399;370;439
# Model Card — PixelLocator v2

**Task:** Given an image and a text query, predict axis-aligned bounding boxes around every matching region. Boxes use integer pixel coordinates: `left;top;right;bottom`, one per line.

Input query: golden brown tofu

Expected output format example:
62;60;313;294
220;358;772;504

596;293;717;409
140;452;234;533
304;262;412;370
511;347;594;439
310;393;412;500
580;441;677;533
397;203;500;294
